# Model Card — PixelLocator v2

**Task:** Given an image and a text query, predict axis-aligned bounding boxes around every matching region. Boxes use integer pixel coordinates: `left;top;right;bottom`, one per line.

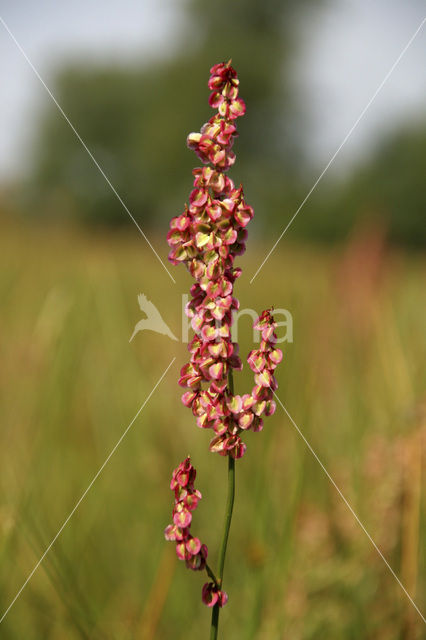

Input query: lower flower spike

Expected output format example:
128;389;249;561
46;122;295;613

164;457;208;572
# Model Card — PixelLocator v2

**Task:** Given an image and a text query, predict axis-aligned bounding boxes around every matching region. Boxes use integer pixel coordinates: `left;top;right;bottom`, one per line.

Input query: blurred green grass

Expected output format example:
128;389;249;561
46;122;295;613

0;219;425;639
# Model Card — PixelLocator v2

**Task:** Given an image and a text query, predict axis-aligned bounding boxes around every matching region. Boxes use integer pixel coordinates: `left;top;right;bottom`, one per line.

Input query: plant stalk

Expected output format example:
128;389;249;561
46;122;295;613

210;369;236;640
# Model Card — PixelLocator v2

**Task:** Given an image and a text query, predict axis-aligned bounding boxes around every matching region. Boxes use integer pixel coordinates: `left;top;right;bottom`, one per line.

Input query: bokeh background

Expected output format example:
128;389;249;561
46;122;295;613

1;1;425;638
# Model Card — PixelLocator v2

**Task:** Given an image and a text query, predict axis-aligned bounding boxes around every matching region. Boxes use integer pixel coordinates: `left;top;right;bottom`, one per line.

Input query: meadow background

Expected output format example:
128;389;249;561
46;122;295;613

1;1;425;638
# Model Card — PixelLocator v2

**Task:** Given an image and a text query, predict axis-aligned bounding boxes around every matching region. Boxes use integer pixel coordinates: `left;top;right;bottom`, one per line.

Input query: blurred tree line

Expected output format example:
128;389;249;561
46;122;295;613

297;120;426;248
18;0;426;247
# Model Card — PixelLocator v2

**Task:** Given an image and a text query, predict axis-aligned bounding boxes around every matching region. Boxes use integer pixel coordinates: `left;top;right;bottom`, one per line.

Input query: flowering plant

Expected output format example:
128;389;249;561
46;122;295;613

165;61;282;638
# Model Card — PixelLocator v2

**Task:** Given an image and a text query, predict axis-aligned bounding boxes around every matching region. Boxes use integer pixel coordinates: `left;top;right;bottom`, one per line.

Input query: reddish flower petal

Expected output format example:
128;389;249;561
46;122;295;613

229;97;246;118
202;582;218;607
247;350;266;372
168;246;187;263
226;394;242;414
269;348;283;365
252;399;266;416
208;341;227;358
181;390;197;407
190;188;208;208
238;411;254;429
264;400;276;416
201;324;218;341
254;369;272;388
234;204;253;227
230;440;246;459
186;536;201;556
184;491;201;510
187;132;201;149
209;91;224;108
164;524;177;541
241;394;255;410
209;362;224;380
176;542;188;561
207;202;222;221
173;506;192;528
209;433;227;453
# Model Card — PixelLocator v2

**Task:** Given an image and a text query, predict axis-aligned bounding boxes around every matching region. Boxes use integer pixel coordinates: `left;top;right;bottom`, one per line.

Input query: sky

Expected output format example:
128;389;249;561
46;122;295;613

0;0;425;180
294;0;426;172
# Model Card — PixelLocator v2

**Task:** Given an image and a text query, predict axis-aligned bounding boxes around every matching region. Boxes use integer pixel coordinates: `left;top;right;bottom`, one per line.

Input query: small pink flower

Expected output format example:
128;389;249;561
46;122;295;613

202;582;228;607
173;504;192;528
186;544;208;571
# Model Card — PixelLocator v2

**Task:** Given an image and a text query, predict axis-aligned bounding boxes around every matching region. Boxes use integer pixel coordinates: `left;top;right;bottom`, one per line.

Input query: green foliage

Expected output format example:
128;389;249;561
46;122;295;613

339;121;426;247
288;121;426;247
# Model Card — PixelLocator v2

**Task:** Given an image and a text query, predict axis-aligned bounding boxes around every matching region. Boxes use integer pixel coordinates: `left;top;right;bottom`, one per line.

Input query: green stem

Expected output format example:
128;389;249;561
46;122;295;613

210;369;236;640
210;592;220;639
205;563;219;588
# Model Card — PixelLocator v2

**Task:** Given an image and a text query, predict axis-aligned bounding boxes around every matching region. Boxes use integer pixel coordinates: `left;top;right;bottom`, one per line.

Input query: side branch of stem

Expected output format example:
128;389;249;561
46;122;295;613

210;369;236;640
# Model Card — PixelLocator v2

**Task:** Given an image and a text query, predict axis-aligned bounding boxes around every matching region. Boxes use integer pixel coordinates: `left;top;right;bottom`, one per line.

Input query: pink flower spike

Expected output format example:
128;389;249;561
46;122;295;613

165;458;210;573
165;64;283;620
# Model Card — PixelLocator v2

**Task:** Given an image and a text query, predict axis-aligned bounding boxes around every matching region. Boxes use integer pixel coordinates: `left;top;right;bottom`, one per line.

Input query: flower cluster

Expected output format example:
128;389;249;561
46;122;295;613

247;309;283;415
164;457;208;571
167;62;282;459
185;61;245;170
164;458;228;608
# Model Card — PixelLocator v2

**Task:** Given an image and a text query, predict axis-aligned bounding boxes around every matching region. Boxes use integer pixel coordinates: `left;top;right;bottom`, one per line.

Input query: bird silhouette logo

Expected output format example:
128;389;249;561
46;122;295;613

129;294;178;343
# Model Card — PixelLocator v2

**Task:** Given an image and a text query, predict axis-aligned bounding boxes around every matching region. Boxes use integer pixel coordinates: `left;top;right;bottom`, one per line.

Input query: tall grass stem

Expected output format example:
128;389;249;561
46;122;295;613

210;370;236;640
